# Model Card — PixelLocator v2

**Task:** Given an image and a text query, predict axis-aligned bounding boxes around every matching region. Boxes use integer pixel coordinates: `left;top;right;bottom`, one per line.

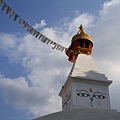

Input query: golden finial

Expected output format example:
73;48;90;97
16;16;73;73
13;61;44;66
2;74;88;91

77;25;84;34
71;25;93;45
66;25;94;62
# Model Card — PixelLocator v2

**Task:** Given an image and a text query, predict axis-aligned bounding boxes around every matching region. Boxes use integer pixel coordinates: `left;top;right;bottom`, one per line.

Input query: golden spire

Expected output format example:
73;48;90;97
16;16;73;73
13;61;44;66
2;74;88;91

72;25;93;46
66;25;93;62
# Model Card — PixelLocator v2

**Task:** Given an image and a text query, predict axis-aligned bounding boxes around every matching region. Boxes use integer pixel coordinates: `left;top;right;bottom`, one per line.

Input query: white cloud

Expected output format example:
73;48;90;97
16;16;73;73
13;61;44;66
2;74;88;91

90;0;120;111
0;31;72;116
33;20;46;29
0;0;120;118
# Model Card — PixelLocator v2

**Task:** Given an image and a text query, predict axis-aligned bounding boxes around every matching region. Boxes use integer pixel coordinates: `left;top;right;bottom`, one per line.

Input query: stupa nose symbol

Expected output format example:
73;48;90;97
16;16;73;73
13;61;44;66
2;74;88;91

90;97;94;107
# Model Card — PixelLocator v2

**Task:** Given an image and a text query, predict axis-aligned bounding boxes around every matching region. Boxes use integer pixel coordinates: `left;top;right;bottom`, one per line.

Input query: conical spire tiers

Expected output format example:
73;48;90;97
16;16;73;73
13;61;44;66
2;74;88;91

72;25;93;45
66;25;93;63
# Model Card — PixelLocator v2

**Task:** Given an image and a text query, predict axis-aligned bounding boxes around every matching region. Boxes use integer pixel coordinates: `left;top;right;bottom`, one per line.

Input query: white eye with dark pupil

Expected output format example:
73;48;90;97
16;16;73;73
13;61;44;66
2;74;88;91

93;95;105;99
77;92;90;97
92;92;106;99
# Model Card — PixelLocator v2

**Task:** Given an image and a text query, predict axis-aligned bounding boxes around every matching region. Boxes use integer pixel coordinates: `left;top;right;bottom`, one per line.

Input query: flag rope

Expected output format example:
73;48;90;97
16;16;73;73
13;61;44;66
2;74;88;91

0;0;68;52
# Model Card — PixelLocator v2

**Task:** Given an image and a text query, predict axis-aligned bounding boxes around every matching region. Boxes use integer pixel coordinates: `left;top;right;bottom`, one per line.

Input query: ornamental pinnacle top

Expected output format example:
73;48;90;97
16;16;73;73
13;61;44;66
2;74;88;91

66;25;93;62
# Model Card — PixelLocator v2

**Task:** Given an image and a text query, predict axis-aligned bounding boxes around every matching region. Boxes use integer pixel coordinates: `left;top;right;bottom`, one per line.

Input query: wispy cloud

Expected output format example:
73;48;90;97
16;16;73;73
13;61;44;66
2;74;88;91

33;20;46;29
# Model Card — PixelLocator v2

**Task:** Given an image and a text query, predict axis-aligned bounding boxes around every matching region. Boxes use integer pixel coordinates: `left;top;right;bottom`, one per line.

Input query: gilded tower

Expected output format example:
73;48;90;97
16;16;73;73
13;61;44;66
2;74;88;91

66;25;93;62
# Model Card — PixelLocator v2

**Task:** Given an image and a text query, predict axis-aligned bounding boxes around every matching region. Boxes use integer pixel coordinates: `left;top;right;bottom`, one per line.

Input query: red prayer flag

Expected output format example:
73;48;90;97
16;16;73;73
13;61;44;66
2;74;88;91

6;6;11;14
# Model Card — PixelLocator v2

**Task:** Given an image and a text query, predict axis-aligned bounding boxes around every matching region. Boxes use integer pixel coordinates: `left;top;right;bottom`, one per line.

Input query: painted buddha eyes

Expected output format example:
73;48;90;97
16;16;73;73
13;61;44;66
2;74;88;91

76;90;106;100
92;92;106;99
76;90;90;97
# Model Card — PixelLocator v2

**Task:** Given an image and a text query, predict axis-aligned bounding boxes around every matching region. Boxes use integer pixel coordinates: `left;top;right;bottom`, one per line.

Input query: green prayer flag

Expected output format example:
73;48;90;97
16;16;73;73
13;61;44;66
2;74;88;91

1;2;7;11
0;0;3;5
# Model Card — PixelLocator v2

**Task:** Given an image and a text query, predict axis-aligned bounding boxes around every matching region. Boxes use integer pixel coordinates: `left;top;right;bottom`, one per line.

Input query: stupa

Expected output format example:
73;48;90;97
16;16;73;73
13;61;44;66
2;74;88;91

34;25;120;120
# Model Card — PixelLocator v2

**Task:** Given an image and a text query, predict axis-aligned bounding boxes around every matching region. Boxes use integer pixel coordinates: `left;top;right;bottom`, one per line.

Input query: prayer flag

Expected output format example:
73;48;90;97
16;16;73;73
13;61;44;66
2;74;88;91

56;45;60;50
52;43;57;49
23;21;29;28
35;32;40;38
6;6;11;14
58;46;62;50
50;41;53;44
61;47;65;52
27;26;32;32
46;39;51;44
1;2;7;11
29;28;34;34
19;18;23;24
10;10;14;18
32;30;37;36
64;48;67;52
27;25;34;34
41;37;48;43
38;34;43;40
23;20;25;24
40;36;45;41
14;14;19;21
0;0;3;5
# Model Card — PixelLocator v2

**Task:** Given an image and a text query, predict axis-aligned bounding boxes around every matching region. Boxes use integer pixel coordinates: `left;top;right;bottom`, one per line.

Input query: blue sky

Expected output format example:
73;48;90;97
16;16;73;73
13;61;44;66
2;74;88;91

0;0;120;120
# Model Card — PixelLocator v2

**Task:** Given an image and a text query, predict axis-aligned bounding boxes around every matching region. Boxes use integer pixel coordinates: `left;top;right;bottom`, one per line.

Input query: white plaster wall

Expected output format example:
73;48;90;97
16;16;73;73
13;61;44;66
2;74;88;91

61;84;72;111
34;108;120;120
72;80;111;109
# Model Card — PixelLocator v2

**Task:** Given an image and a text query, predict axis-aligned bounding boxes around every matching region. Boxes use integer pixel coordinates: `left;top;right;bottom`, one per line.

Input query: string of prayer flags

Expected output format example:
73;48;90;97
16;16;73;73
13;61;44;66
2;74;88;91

0;0;68;53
